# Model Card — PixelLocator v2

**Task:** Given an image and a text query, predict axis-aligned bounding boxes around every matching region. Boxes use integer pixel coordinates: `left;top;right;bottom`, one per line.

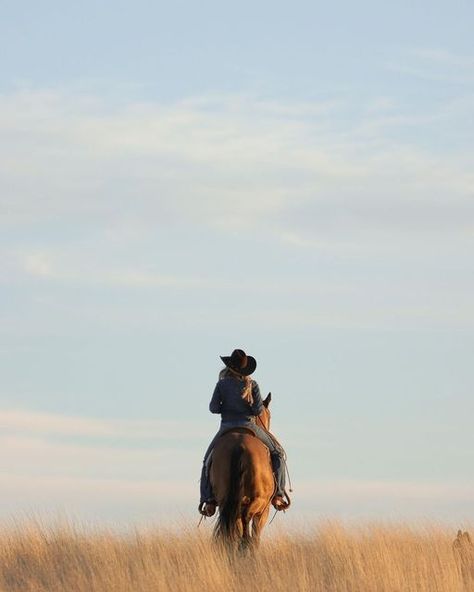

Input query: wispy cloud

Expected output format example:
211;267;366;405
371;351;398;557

0;408;473;523
1;87;473;335
1;87;472;240
0;408;208;440
0;471;194;500
17;250;202;288
0;408;204;521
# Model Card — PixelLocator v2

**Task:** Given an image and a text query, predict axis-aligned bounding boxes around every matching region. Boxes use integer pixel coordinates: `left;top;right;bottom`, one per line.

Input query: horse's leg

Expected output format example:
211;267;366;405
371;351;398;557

251;505;270;548
239;511;251;554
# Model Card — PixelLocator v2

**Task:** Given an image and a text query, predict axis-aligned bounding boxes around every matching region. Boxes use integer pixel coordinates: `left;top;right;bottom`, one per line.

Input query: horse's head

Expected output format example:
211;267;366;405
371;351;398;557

258;392;272;430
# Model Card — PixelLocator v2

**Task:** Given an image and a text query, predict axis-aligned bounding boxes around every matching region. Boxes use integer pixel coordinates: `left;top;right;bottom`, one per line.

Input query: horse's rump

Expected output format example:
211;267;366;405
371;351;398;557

204;427;256;478
210;431;275;545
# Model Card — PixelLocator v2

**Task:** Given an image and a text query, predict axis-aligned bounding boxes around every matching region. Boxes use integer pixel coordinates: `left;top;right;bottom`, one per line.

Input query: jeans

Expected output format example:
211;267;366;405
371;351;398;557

199;420;286;502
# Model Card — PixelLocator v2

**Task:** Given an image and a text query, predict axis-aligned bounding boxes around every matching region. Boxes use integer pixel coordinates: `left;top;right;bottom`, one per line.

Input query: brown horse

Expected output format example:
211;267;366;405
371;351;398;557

209;393;275;551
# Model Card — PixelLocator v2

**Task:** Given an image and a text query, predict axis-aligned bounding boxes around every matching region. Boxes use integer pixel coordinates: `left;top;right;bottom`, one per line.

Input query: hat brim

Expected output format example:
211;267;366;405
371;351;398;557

220;355;257;376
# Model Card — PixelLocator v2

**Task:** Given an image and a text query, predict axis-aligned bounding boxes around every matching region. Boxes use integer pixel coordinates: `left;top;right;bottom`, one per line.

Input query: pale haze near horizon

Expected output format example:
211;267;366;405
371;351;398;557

0;0;473;528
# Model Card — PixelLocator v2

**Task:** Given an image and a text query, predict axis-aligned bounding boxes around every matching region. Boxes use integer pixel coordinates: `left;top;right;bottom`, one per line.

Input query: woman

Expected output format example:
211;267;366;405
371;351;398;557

199;348;290;517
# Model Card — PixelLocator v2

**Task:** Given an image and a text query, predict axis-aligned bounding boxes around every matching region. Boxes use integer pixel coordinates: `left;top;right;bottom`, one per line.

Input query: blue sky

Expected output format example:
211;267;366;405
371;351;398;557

1;0;473;527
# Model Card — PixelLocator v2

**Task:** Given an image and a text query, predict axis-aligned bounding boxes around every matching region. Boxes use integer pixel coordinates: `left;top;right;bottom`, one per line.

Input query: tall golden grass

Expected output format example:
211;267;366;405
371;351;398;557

0;521;472;591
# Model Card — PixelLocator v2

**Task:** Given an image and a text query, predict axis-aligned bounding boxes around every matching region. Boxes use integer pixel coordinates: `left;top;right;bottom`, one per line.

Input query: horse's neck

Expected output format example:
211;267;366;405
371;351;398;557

256;408;270;431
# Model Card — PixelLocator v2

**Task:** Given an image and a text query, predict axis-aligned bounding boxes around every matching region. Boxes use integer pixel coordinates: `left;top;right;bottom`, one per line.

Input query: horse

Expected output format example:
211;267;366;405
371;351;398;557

209;393;275;551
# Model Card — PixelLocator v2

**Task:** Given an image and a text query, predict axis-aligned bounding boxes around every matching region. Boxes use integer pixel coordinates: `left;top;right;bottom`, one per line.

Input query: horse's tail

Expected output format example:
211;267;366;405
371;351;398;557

214;444;245;542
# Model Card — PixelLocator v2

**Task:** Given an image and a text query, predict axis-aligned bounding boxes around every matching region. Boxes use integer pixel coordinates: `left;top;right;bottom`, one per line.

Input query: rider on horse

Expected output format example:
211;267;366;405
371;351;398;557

199;349;290;517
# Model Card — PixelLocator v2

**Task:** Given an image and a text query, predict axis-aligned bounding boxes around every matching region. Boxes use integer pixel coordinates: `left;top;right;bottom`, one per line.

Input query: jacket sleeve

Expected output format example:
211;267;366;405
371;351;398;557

250;380;264;416
209;382;222;414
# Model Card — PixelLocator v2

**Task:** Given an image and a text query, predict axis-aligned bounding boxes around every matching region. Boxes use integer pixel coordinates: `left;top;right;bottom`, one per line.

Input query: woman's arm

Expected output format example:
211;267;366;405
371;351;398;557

209;383;222;414
250;380;264;416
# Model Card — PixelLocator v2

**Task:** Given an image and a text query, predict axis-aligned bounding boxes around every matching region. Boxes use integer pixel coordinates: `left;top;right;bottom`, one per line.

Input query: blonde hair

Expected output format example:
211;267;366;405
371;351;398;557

219;366;254;404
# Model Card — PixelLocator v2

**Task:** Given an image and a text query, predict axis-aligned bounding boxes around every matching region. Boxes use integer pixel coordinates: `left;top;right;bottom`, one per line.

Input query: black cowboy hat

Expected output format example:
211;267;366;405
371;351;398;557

220;349;257;376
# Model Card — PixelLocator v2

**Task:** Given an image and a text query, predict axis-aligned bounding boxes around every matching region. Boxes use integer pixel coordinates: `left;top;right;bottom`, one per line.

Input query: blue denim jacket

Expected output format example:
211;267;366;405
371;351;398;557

209;377;263;422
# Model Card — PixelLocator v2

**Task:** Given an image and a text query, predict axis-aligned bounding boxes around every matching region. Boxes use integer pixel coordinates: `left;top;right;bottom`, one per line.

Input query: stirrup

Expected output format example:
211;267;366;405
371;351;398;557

272;495;290;511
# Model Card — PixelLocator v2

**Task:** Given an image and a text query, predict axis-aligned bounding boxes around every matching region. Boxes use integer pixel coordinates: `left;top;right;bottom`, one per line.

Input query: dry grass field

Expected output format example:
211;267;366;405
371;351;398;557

0;521;472;592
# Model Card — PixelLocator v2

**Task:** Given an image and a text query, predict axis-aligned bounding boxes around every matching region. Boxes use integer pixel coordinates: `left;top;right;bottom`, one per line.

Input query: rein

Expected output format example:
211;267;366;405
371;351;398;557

255;413;294;500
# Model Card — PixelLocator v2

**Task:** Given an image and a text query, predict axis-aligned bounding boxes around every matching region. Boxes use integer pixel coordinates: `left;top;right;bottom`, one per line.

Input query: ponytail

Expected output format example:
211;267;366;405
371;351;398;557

218;367;254;405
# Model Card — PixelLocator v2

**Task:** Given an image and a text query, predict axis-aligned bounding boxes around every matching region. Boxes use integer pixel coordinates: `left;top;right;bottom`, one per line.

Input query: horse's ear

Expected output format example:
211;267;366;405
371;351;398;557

263;392;272;408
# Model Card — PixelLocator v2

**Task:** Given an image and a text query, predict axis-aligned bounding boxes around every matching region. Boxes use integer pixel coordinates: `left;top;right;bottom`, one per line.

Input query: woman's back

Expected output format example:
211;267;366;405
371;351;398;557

210;377;263;422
